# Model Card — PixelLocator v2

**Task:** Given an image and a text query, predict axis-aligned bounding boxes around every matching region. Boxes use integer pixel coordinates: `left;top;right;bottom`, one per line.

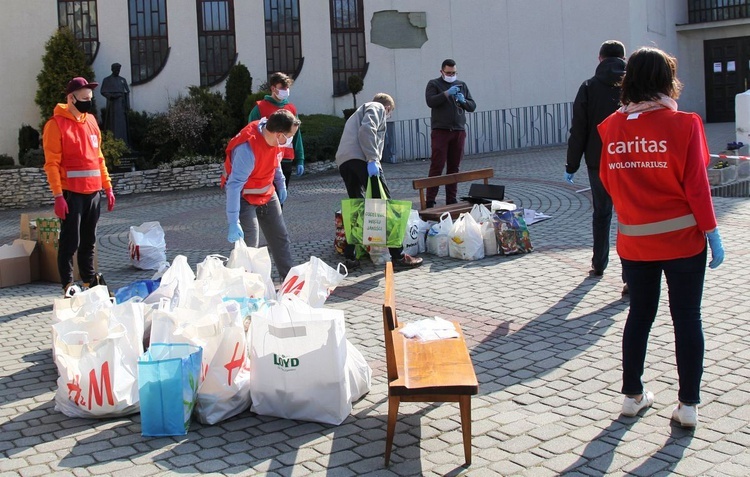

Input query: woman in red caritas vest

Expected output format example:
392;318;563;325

598;47;725;429
223;109;300;280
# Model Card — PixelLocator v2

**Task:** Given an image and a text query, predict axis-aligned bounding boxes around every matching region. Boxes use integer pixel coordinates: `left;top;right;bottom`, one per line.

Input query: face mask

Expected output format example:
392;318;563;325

74;98;93;113
276;89;290;100
278;133;293;148
442;74;457;84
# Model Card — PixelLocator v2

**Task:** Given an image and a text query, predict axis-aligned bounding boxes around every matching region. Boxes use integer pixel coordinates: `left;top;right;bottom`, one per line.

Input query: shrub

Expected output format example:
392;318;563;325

225;63;253;131
166;96;210;156
0;154;16;169
159;155;223;170
35;27;96;128
101;130;130;170
243;90;269;122
20;149;46;168
348;75;363;109
183;86;236;157
298;114;345;163
18;124;40;160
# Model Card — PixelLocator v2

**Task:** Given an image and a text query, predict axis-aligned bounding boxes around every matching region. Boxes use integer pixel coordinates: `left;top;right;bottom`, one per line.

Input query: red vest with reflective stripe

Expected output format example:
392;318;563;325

53;115;103;193
222;121;283;206
256;100;296;160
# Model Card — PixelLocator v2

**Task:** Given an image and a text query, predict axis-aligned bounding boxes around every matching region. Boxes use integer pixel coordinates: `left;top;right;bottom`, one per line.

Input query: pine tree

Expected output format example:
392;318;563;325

35;27;96;127
225;62;253;131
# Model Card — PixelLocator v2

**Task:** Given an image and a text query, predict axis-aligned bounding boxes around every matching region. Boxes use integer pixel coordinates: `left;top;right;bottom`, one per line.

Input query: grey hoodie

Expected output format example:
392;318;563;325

335;102;387;167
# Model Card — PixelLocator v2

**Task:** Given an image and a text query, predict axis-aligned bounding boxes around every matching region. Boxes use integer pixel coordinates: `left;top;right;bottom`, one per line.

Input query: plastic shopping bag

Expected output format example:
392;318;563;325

345;340;372;402
53;303;144;418
448;213;485;261
402;209;425;257
341;177;411;248
227;240;276;300
195;254;266;300
249;297;351;425
426;212;453;257
114;279;161;304
278;256;347;307
493;209;534;255
128;222;168;270
470;204;498;257
138;343;202;436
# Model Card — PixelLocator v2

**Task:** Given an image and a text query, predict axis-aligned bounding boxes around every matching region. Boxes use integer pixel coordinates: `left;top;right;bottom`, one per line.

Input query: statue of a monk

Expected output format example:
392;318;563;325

101;62;130;145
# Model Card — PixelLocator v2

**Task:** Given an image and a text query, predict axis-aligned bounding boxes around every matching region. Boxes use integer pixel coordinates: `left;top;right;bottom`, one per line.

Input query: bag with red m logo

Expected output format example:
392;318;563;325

278;256;347;308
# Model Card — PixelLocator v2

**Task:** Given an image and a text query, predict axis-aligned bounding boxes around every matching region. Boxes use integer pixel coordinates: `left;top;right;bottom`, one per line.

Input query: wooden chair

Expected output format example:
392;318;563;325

412;168;495;221
382;262;479;466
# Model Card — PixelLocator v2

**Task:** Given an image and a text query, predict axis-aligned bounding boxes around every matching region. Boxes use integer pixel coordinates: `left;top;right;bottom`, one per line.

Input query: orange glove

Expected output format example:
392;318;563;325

54;195;68;220
105;188;116;212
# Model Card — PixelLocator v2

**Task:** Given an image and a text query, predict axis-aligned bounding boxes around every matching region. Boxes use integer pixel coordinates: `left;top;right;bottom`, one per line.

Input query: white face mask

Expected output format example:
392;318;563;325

278;133;293;148
442;74;457;83
276;88;290;100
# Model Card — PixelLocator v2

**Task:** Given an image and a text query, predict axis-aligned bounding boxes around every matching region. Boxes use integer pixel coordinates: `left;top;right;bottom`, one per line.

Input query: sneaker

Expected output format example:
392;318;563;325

344;258;361;270
63;283;82;298
83;273;107;288
622;284;630;296
588;268;604;277
394;254;423;269
672;403;698;428
621;390;654;417
425;201;436;209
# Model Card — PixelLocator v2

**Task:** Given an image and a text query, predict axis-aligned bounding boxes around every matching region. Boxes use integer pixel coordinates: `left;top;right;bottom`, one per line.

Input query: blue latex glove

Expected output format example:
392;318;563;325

277;186;288;205
706;228;724;269
564;172;575;184
227;221;244;243
367;161;380;177
447;85;460;97
455;92;466;103
296;164;304;176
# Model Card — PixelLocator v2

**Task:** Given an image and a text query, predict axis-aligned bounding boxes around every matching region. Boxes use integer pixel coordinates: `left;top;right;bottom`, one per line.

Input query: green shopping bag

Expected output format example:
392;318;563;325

341;177;410;248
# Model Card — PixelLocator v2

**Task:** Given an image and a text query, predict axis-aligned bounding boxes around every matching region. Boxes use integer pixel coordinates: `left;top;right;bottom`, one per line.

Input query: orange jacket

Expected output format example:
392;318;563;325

222;120;283;206
256;100;297;160
598;108;717;261
42;104;112;195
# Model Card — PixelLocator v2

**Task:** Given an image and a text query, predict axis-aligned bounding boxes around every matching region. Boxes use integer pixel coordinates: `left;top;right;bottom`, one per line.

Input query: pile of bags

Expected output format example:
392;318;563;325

51;243;371;436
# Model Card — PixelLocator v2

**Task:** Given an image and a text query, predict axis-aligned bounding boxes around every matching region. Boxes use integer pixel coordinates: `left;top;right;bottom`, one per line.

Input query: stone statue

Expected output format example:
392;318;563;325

100;63;130;145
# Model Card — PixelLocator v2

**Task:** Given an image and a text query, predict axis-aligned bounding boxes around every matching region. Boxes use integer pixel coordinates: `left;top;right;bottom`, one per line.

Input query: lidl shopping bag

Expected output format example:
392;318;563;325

138;343;202;436
341;177;411;248
278;256;347;307
249;297;350;425
53;305;143;418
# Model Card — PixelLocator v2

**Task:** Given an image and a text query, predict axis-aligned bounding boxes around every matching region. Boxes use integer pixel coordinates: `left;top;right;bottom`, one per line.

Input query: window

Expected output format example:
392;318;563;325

58;0;99;64
197;0;237;87
329;0;368;97
264;0;303;79
688;0;749;23
128;0;170;85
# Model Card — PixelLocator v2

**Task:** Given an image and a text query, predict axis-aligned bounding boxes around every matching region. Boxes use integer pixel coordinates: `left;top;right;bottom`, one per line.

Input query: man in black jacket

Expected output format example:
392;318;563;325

565;41;626;288
425;59;477;208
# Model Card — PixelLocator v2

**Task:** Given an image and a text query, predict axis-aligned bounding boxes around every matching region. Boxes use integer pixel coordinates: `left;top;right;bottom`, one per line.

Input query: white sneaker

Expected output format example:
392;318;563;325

621;390;654;417
672;403;698;428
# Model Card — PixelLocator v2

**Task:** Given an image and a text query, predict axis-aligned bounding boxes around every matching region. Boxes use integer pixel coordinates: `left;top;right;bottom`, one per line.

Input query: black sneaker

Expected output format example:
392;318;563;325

63;283;81;298
344;258;361;270
588;268;604;278
622;284;630;296
425;201;436;209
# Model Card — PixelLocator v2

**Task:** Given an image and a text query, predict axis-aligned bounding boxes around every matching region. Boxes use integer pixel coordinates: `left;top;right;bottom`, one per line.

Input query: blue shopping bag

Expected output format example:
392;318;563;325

138;343;202;437
115;278;161;304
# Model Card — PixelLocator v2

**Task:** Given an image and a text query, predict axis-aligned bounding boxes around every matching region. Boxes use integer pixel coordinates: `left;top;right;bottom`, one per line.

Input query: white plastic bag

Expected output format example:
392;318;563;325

402;209;424;257
52;302;144;418
345;340;372;402
128;222;167;270
144;255;195;309
278;256;347;308
426;212;453;257
417;220;434;254
367;246;391;265
471;204;498;257
195;254;266;299
249;297;351;425
448;213;485;261
227;240;276;300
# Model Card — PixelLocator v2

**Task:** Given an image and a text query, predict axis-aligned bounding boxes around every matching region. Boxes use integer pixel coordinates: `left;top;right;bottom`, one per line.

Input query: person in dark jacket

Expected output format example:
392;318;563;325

564;40;627;291
425;59;477;208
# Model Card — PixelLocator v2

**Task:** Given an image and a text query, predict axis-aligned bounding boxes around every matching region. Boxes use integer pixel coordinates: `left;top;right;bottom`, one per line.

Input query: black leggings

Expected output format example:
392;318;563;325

58;190;100;286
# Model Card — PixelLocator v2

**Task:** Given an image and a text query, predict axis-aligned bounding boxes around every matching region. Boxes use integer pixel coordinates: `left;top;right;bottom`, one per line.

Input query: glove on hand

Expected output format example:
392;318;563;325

455;92;466;103
105;188;116;211
296;164;304;176
447;85;460;97
564;172;575;184
227;221;244;243
277;187;288;205
54;195;69;220
367;161;380;177
706;228;724;269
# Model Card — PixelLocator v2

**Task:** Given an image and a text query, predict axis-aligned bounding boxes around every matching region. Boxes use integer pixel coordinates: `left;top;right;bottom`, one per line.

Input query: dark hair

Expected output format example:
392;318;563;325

621;47;683;104
268;72;293;88
265;109;300;133
441;59;456;70
599;40;625;59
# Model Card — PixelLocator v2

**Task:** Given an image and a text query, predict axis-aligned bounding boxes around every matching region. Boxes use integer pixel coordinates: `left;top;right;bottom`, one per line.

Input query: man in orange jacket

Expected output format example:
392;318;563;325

43;77;116;296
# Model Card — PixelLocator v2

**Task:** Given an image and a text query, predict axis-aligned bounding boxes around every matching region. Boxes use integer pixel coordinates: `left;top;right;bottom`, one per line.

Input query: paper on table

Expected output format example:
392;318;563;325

399;316;460;341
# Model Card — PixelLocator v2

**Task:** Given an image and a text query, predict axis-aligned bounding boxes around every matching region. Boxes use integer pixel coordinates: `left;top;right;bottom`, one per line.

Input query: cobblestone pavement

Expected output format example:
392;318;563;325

1;123;748;476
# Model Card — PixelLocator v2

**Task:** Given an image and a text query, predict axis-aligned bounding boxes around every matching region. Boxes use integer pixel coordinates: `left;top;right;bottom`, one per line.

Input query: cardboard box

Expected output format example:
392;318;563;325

0;239;38;288
20;213;39;241
36;217;97;284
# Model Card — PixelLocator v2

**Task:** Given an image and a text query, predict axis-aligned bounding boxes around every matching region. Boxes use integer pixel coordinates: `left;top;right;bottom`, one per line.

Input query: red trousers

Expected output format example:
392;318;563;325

427;129;466;205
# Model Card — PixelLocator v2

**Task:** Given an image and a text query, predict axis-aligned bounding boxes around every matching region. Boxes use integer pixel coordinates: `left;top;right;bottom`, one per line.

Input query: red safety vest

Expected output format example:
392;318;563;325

221;121;283;206
256;100;296;160
598;109;716;261
53;115;103;193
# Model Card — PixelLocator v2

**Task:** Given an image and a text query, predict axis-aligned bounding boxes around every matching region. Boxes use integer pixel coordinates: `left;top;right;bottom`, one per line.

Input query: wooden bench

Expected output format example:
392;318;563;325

412;168;494;221
382;262;479;466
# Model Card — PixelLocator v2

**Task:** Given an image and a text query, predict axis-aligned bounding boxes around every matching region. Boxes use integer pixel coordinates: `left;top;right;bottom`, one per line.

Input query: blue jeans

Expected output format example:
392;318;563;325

620;247;707;404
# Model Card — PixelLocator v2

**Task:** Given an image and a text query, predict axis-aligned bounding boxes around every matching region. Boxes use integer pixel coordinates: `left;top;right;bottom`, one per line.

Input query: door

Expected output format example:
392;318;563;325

704;36;750;123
